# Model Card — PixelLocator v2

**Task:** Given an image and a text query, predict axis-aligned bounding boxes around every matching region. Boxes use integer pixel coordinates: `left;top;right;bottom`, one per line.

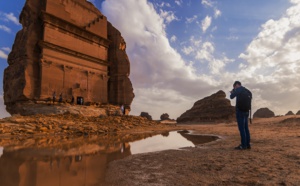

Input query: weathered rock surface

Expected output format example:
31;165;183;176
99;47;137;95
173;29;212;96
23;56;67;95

4;0;134;115
285;111;294;116
253;108;275;118
296;110;300;115
140;112;152;121
160;113;170;120
176;90;235;123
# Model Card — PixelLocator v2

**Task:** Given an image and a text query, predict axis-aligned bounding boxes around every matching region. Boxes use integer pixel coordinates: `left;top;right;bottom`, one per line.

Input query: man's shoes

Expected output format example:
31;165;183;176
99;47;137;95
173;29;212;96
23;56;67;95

247;145;251;149
234;145;247;150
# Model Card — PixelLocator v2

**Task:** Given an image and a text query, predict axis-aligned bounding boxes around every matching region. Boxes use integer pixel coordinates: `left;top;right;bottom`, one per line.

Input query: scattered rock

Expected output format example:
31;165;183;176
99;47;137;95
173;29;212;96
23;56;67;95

160;113;170;121
140;112;152;120
253;108;275;118
285;111;294;116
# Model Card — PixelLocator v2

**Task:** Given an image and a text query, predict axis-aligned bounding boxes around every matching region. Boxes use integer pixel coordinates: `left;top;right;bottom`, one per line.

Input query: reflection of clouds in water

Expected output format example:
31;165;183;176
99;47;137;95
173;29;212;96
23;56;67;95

129;131;194;154
0;147;3;158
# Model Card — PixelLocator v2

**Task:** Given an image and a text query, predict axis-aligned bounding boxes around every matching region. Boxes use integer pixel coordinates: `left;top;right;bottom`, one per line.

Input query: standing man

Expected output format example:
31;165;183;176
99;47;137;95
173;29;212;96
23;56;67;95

230;81;252;150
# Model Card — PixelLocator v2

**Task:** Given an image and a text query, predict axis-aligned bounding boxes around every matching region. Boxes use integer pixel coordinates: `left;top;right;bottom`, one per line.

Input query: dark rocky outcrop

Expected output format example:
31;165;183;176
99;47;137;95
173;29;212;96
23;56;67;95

285;111;294;116
176;90;235;123
296;110;300;115
253;108;275;118
160;113;170;120
140;112;152;120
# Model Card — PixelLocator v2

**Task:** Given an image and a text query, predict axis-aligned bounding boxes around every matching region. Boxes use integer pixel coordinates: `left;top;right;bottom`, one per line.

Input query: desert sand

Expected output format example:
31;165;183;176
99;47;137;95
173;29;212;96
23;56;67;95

105;116;300;185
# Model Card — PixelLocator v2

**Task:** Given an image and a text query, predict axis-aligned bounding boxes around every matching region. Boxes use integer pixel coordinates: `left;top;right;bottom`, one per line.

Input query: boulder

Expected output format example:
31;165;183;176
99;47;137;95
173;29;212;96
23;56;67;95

253;108;275;118
285;111;294;116
160;113;170;120
176;90;235;123
140;112;152;121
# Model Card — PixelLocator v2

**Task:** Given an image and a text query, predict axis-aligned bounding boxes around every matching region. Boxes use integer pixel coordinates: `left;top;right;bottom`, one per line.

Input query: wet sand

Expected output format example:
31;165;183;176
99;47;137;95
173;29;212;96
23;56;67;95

105;116;300;185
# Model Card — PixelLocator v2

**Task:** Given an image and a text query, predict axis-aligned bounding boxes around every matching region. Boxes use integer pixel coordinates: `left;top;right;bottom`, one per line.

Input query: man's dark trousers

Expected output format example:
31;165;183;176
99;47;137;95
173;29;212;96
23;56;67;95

236;109;250;148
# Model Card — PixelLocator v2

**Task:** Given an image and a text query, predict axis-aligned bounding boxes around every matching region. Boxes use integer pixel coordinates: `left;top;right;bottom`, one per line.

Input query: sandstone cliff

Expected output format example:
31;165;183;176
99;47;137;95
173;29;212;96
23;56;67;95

177;90;235;123
3;0;134;115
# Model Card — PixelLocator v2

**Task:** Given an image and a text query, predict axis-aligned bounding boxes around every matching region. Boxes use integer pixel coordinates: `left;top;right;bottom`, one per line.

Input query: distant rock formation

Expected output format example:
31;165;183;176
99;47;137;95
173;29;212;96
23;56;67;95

285;111;294;116
160;113;170;120
140;112;152;121
253;108;275;118
296;110;300;115
3;0;134;115
176;90;235;123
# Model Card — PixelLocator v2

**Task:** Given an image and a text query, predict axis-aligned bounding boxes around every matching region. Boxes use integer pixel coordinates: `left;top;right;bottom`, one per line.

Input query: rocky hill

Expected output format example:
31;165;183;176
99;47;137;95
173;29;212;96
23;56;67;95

177;90;235;123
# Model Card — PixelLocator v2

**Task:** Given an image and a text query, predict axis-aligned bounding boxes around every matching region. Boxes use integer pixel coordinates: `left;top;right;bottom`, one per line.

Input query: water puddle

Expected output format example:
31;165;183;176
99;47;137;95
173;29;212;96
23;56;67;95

0;130;218;186
130;130;218;154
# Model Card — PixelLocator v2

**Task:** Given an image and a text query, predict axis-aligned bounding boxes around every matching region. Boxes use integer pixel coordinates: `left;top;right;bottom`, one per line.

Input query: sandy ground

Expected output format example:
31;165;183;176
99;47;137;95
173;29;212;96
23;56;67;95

105;116;300;186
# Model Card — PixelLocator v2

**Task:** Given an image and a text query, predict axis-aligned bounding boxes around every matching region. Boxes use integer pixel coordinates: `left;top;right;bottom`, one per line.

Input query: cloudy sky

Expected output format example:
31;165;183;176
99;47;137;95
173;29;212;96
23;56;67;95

0;0;300;119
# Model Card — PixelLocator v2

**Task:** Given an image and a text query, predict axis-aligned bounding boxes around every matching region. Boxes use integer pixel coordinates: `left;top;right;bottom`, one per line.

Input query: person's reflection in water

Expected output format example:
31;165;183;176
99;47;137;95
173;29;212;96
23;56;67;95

75;155;82;162
50;158;53;170
57;157;60;168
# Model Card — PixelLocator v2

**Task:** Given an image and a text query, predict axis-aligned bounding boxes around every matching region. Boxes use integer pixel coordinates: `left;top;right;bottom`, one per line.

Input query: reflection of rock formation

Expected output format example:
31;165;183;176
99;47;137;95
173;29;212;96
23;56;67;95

177;131;219;145
0;143;131;186
253;108;275;118
4;0;134;115
177;90;235;123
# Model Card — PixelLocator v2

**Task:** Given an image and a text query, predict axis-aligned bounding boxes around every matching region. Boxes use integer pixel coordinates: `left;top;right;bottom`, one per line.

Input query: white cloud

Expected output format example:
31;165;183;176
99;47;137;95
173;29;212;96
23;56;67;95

159;10;178;24
201;16;212;33
1;47;11;52
170;35;177;42
186;15;198;24
0;49;8;59
214;9;221;18
175;0;182;6
3;12;19;25
202;0;213;7
0;25;11;33
182;46;194;55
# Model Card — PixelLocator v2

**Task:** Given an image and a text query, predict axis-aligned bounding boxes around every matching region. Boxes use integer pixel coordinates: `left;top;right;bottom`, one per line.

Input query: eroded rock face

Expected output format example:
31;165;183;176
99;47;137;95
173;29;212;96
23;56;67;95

107;23;135;109
285;111;294;116
253;108;275;118
3;0;134;115
296;110;300;115
176;90;235;123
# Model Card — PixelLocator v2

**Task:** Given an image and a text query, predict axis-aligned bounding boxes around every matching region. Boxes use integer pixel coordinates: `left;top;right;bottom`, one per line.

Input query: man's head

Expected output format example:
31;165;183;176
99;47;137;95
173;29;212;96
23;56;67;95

233;81;242;89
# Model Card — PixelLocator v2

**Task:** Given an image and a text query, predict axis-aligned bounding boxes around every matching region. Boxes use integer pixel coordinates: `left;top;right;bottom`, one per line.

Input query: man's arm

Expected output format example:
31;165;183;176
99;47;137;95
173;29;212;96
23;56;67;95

230;87;243;99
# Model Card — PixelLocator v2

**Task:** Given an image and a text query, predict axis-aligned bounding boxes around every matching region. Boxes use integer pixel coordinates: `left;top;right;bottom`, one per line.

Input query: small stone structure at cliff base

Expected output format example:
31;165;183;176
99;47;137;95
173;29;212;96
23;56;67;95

3;0;134;116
